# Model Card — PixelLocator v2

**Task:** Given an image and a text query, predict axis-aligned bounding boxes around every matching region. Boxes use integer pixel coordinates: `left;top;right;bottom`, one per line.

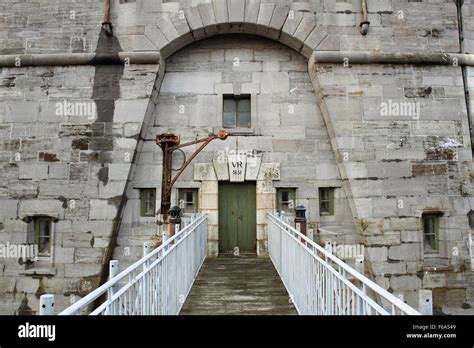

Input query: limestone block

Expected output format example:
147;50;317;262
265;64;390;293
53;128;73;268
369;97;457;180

64;264;101;278
201;181;218;195
293;18;316;43
89;200;118;220
411;122;456;136
62;232;94;248
383;178;427;196
212;0;228;24
213;156;229;181
55;247;74;263
0;200;18;219
422;273;446;288
245;0;260;23
241;82;260;94
406;261;423;274
184;6;203;31
214;83;234;94
18;200;62;219
228;0;245;22
364;232;401;246
367;161;412;179
366;246;388;262
169;11;191;36
257;193;274;210
372;198;397;218
257;209;271;225
15;277;40;293
207;224;218;240
0;277;16;293
74;247;104;264
269;7;289;30
344;162;367;179
252;72;289;93
201;211;218;226
208;240;218;257
371;261;407;276
388;244;422;261
198;3;217;32
157;17;180;42
161;72;221;94
93;237;109;248
48;164;69;180
315;163;339;180
194;163;217;181
257;163;281;181
132;35;157;51
317;35;340;51
302;26;327;57
245;154;262;181
99;181;127;199
225;48;254;61
201;194;218;210
367;0;392;12
256;224;266;240
389;275;422;291
388;217;419;231
262;62;280;72
282;10;303;36
5;101;40;123
257;3;274;27
71;221;113;237
19;163;48;180
401;231;422;243
108;163;131;181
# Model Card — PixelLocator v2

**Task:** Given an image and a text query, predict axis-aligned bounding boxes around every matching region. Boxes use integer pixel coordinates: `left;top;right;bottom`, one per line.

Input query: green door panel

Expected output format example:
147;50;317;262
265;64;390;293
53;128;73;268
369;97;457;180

218;182;256;253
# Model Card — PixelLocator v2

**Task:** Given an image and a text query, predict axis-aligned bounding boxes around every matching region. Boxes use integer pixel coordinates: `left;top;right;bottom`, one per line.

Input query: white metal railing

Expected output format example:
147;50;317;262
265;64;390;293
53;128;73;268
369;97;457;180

59;214;208;315
267;213;420;315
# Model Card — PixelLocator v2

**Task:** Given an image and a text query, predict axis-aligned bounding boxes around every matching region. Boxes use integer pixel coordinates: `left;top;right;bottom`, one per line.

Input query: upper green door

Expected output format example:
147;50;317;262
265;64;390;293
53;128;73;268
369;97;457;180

218;182;256;253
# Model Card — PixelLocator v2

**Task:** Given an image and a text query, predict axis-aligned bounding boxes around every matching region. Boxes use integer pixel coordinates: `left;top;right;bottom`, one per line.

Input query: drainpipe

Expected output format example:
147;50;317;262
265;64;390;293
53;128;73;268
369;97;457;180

457;0;474;150
102;0;113;36
359;0;370;36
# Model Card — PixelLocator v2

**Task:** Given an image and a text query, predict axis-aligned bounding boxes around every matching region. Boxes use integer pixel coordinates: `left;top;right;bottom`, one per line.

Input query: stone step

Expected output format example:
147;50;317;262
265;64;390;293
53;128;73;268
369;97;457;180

180;254;297;315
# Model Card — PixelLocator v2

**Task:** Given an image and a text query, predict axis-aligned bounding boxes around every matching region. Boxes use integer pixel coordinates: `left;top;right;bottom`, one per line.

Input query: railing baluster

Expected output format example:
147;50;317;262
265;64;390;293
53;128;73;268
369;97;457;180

265;213;420;316
59;215;208;316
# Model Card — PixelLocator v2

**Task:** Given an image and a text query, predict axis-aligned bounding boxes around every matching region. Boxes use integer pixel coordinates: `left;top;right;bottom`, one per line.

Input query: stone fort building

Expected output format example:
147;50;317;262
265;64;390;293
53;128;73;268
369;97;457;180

0;0;474;314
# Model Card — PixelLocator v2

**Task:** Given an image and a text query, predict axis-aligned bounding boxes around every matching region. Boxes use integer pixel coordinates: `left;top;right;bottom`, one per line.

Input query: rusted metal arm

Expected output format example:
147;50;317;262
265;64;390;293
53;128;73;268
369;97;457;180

102;0;112;36
360;0;370;36
168;130;231;193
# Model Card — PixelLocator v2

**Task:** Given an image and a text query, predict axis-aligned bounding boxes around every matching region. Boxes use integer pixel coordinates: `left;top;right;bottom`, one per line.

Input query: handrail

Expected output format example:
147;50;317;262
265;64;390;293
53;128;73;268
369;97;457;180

267;213;420;315
60;214;207;315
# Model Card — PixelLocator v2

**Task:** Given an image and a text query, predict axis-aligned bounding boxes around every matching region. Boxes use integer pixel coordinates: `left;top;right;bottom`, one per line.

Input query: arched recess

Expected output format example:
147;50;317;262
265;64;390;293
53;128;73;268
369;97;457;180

127;0;363;258
135;1;331;60
140;2;359;221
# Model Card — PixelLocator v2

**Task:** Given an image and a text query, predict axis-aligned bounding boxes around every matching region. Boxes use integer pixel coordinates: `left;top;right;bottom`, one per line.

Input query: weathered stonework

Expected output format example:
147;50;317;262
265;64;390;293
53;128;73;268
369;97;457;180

0;0;473;314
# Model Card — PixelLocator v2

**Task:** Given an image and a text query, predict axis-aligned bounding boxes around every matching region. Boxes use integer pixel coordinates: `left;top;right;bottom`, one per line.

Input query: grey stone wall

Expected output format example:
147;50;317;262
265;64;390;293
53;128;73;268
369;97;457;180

0;0;473;314
0;60;160;313
0;0;461;56
309;59;473;307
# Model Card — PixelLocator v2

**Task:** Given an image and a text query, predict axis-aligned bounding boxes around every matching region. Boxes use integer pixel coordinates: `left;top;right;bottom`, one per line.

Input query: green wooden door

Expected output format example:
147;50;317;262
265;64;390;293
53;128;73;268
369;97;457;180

218;182;256;253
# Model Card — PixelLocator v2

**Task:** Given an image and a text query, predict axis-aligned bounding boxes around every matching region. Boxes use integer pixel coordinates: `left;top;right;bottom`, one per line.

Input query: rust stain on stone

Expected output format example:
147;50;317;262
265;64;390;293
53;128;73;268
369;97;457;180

72;138;89;150
39;152;59;162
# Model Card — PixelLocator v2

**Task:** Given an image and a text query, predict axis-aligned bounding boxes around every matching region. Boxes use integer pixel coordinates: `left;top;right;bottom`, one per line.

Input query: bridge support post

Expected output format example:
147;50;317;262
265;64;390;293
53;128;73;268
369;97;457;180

295;205;307;240
142;242;152;315
39;294;54;315
355;255;364;274
418;290;433;315
107;260;119;314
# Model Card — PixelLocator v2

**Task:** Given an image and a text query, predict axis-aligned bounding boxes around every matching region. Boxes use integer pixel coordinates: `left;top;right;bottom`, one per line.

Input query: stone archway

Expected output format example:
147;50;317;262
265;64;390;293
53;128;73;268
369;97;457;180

128;2;360;258
133;1;330;59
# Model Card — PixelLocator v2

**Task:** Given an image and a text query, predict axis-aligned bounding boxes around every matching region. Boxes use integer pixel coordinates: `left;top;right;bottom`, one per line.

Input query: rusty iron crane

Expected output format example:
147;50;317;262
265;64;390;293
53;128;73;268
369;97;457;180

156;130;231;240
